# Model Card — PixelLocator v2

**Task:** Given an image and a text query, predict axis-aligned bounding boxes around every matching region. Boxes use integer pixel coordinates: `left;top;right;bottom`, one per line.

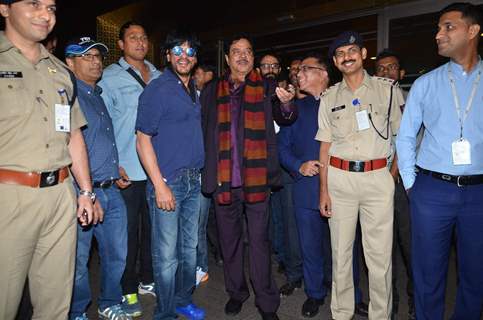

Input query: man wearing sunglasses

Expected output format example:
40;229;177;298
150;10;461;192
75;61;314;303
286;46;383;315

136;30;205;320
200;34;296;320
65;36;131;320
317;31;404;319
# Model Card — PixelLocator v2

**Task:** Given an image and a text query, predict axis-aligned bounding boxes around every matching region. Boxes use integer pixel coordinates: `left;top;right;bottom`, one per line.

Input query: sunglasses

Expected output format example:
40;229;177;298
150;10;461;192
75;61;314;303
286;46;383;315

171;46;197;57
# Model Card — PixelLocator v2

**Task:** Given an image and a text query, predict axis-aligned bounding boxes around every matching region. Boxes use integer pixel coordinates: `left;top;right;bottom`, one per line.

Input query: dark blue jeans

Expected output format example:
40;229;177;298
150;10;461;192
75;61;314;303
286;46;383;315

196;193;211;272
411;173;483;320
148;169;201;320
69;187;128;318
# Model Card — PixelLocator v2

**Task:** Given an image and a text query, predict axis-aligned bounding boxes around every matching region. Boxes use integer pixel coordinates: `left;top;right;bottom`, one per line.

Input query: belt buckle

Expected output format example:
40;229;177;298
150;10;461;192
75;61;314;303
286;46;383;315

441;174;452;181
100;180;112;188
457;176;463;187
40;170;59;187
350;161;364;172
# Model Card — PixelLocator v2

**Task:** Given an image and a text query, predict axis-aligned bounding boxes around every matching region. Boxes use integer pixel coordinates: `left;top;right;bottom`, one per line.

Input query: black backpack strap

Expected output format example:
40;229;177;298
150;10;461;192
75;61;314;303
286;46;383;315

117;62;146;88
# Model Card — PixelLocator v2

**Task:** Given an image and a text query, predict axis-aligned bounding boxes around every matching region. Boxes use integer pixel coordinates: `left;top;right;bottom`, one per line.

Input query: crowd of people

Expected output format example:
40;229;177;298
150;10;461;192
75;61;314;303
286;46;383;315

0;0;482;320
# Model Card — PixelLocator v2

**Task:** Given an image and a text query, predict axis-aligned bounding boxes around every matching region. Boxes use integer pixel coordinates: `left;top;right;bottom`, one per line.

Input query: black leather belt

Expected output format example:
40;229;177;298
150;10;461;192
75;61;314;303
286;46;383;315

417;167;483;187
93;179;116;189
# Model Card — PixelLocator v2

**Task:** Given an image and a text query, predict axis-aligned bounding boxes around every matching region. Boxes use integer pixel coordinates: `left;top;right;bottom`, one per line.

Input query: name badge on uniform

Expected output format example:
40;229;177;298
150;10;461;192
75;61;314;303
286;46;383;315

355;110;370;131
452;138;471;165
55;104;70;132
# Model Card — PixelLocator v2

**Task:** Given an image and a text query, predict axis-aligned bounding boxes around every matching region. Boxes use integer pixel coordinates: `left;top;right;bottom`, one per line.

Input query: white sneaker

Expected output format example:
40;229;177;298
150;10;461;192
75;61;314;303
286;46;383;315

196;266;209;286
138;282;156;297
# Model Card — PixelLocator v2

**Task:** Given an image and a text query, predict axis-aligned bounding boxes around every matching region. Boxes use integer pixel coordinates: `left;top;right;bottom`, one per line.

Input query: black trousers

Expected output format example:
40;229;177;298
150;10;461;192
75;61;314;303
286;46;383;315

121;180;154;294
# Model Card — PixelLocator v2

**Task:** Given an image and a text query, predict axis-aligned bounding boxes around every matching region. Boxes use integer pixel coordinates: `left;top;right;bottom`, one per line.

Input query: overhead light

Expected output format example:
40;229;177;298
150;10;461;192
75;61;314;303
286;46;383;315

276;14;295;23
370;56;376;60
481;33;483;36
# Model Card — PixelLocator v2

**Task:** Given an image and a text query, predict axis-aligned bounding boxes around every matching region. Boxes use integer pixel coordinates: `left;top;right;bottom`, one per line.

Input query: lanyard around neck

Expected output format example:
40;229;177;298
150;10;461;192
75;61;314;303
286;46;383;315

447;61;481;139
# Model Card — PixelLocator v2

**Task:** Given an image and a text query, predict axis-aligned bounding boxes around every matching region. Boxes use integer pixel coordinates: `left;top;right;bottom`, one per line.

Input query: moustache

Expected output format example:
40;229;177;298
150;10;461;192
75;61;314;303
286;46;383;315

236;59;249;64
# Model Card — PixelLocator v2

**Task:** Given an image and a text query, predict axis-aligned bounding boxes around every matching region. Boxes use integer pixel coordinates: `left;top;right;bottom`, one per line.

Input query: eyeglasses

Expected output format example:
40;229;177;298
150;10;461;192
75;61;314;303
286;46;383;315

298;65;326;73
260;63;280;70
72;53;105;62
171;46;197;57
376;63;400;73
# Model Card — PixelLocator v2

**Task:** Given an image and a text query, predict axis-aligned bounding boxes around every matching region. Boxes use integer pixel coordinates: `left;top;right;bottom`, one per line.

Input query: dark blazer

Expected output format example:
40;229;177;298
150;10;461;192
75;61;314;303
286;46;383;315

200;77;297;195
277;96;320;210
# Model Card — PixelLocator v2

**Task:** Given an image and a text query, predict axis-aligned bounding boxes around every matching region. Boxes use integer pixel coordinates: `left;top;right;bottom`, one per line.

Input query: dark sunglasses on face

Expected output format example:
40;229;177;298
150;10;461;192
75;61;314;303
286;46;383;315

171;46;197;57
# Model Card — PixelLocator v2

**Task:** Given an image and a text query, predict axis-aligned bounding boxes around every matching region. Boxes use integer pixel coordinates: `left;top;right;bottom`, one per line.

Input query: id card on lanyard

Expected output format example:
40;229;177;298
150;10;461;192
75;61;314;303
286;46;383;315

55;88;71;132
448;62;481;165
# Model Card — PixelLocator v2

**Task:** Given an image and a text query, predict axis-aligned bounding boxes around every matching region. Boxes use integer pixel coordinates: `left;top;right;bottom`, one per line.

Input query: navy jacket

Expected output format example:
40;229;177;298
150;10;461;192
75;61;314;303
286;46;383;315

278;96;320;210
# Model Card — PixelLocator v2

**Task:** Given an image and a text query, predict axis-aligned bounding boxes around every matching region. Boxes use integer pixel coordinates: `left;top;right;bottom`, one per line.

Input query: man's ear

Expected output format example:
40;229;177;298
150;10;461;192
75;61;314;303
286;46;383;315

469;23;481;40
399;69;406;80
118;39;124;51
361;47;367;60
0;4;10;18
65;57;75;70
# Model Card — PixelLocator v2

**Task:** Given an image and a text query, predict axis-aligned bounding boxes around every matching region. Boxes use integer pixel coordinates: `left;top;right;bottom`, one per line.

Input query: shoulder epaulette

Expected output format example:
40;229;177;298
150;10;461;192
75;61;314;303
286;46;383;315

373;76;399;87
321;83;338;97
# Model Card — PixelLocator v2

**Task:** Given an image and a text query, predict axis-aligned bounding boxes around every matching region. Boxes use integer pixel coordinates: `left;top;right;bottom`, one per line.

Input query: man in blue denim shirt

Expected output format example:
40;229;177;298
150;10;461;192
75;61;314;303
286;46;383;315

65;37;130;320
99;21;161;316
136;30;205;320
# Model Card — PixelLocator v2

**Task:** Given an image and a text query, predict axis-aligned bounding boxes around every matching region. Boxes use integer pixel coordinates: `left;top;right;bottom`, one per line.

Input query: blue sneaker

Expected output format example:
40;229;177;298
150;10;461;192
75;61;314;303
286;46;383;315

176;303;205;320
98;304;132;320
121;294;142;317
72;313;89;320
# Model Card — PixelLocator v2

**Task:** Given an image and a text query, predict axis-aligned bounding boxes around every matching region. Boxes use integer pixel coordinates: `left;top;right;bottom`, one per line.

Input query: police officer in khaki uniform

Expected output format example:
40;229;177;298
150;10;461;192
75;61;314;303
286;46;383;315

316;31;403;320
0;1;95;319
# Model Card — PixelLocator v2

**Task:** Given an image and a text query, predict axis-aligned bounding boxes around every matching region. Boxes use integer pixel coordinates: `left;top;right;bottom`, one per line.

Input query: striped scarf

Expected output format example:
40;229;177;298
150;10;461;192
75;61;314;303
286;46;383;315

216;70;268;204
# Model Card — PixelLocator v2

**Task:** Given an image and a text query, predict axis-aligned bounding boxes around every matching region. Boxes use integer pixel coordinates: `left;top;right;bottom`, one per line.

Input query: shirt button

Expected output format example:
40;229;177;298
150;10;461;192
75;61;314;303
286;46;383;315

43;117;48;122
39;89;44;94
101;112;104;115
45;144;49;148
7;85;13;89
107;127;110;131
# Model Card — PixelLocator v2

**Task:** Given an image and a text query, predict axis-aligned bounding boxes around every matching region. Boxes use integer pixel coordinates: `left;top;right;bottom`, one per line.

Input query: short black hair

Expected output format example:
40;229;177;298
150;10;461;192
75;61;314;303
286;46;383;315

301;51;331;80
119;21;146;40
258;52;281;65
375;48;404;69
440;2;482;26
196;64;216;74
164;29;200;52
223;33;254;55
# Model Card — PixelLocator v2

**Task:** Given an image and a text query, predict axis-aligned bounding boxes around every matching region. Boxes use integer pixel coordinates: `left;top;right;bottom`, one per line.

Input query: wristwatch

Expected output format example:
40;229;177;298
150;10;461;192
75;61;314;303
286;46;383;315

79;189;96;203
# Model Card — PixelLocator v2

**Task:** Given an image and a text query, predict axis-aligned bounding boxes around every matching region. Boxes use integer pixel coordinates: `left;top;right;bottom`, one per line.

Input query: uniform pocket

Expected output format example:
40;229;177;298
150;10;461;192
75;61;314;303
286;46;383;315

0;79;30;118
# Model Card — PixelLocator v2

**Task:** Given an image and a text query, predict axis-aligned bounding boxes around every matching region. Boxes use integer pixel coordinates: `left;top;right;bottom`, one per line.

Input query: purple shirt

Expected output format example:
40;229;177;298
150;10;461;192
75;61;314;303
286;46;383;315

229;80;243;187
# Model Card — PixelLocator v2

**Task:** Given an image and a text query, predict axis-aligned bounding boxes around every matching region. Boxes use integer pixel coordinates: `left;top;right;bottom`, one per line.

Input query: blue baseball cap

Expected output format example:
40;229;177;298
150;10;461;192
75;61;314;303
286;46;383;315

328;31;364;58
0;0;21;4
64;36;108;58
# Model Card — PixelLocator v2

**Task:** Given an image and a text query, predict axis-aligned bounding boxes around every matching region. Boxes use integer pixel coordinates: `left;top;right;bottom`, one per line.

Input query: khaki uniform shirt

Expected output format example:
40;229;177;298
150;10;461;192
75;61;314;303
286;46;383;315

0;32;86;172
315;70;403;161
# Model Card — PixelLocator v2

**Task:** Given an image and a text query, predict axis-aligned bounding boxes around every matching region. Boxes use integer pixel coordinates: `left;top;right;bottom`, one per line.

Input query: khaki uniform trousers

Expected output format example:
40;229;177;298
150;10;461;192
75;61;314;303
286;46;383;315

328;166;394;320
0;178;77;320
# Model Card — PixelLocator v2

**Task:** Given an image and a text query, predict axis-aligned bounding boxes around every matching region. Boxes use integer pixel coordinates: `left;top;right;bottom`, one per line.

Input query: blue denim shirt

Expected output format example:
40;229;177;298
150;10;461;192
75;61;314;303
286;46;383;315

76;79;119;182
396;60;483;189
136;68;204;182
98;57;161;181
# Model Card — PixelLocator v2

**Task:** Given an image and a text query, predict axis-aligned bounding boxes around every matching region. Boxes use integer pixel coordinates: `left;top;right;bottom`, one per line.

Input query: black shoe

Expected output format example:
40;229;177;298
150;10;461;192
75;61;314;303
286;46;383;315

224;298;243;316
301;297;324;318
279;280;302;297
355;302;368;317
258;309;279;320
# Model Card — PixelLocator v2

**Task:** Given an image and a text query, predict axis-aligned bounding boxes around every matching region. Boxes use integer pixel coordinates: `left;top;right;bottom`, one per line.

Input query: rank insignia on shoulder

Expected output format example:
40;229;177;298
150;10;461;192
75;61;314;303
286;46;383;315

48;67;57;74
0;71;22;78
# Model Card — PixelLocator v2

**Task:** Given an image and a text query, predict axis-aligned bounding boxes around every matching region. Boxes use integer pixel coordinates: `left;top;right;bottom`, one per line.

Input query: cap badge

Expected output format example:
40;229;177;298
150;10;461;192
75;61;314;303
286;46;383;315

349;35;356;44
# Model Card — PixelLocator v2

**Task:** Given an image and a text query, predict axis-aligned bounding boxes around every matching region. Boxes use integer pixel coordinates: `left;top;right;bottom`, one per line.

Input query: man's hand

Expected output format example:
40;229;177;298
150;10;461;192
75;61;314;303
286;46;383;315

275;85;295;104
155;182;176;211
93;200;104;224
77;194;94;226
299;160;323;176
116;166;132;189
319;191;332;218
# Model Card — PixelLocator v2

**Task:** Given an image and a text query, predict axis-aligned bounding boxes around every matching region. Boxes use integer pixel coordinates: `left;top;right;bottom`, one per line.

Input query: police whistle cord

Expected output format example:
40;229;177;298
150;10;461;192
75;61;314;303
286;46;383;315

368;84;393;141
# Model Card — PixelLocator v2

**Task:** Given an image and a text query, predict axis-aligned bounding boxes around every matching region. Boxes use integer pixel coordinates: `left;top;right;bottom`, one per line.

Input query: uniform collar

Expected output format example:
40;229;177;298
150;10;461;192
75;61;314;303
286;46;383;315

339;69;373;93
0;31;51;62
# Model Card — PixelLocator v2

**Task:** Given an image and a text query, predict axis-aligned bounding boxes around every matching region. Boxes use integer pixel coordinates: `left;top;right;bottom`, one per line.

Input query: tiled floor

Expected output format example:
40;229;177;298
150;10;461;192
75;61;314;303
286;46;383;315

84;243;469;320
